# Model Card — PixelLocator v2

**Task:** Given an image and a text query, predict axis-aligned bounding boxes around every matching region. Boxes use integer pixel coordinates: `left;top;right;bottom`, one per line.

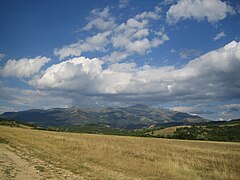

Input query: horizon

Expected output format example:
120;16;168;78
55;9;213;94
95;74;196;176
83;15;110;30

0;103;237;121
0;0;240;120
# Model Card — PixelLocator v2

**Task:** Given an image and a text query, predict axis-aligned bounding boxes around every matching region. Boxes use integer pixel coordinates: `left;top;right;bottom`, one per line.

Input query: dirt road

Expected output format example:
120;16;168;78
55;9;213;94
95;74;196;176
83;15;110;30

0;144;40;180
0;144;83;180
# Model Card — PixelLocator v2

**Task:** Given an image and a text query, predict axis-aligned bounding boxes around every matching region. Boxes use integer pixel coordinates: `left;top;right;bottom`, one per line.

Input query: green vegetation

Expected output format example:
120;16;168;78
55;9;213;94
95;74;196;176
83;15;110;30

0;117;35;128
0;118;22;127
173;124;240;141
1;115;240;142
148;119;240;142
46;124;145;137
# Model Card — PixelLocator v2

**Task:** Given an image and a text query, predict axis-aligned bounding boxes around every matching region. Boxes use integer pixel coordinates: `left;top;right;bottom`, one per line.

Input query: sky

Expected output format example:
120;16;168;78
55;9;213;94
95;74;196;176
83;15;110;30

0;0;240;120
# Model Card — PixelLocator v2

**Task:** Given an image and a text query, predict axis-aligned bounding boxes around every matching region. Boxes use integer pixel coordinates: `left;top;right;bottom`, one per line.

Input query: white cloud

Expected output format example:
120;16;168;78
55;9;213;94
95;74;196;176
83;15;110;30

82;7;116;31
160;0;176;6
179;49;200;59
151;35;169;47
171;106;197;113
0;56;50;78
119;0;129;8
54;6;169;62
30;56;104;93
135;11;160;20
109;13;168;62
0;53;5;60
167;0;235;24
132;28;149;39
125;18;148;29
54;31;111;59
154;6;162;14
111;9;167;60
102;51;130;63
34;41;240;105
0;41;238;118
125;38;150;54
0;86;72;111
214;31;226;41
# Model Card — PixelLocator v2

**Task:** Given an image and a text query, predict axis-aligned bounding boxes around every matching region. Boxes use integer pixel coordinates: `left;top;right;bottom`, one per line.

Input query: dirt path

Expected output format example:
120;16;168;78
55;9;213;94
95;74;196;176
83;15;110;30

0;142;130;180
0;144;40;180
0;144;84;180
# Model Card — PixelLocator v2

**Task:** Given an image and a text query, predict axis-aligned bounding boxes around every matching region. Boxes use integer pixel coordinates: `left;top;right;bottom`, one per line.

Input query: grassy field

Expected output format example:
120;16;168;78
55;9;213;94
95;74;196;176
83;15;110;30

146;126;190;136
0;126;240;179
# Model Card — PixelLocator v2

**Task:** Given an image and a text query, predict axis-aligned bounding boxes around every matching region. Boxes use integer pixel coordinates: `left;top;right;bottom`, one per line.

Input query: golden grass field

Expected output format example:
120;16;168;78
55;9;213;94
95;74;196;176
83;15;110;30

0;125;240;179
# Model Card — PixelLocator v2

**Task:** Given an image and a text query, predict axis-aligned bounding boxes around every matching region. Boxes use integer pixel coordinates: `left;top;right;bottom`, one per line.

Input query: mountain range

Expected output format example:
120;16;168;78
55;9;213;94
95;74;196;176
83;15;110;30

0;104;208;129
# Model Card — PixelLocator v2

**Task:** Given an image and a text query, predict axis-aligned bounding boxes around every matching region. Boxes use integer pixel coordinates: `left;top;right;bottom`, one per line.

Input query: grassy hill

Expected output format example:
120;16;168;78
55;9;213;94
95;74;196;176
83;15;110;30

1;116;239;142
0;125;239;179
147;119;240;142
0;117;35;129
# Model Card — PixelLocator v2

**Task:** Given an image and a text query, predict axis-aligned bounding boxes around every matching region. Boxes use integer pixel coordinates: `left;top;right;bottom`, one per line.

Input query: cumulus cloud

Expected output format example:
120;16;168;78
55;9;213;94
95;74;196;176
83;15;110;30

0;86;72;111
108;13;168;62
82;7;116;31
214;31;226;41
1;41;239;118
0;56;50;78
112;9;168;60
0;53;5;60
30;56;104;94
179;49;201;59
111;15;162;55
119;0;129;8
160;0;176;6
135;11;160;20
167;0;235;24
54;31;111;59
54;6;168;62
34;41;240;106
102;51;130;63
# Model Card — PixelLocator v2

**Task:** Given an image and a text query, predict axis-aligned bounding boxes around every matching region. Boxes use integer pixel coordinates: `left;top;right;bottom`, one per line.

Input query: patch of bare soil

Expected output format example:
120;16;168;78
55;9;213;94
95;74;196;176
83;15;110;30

0;144;40;180
0;144;83;180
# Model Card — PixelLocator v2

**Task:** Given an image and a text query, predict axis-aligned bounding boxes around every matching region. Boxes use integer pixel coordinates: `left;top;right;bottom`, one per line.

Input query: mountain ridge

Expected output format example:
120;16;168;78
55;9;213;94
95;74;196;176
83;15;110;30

0;105;208;129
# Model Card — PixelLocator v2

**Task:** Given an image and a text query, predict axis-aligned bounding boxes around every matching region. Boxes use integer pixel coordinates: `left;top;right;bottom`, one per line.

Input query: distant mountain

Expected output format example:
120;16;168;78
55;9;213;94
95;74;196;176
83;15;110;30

0;105;208;129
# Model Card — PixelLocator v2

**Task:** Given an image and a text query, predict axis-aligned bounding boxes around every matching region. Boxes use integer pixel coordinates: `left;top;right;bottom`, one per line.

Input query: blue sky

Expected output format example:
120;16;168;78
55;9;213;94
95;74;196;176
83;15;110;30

0;0;240;120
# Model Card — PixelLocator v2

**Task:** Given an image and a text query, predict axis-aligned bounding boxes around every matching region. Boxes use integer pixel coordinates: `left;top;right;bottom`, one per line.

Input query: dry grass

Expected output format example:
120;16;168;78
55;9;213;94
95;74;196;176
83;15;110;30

148;126;190;136
0;125;240;179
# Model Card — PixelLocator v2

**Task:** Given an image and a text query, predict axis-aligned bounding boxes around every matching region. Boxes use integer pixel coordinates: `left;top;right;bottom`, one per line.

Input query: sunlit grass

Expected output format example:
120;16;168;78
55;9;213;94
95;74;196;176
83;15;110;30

0;126;239;179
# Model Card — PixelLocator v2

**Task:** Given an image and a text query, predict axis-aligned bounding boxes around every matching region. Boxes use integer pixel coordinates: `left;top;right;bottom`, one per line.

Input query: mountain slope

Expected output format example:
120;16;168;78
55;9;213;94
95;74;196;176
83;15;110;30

0;105;208;129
